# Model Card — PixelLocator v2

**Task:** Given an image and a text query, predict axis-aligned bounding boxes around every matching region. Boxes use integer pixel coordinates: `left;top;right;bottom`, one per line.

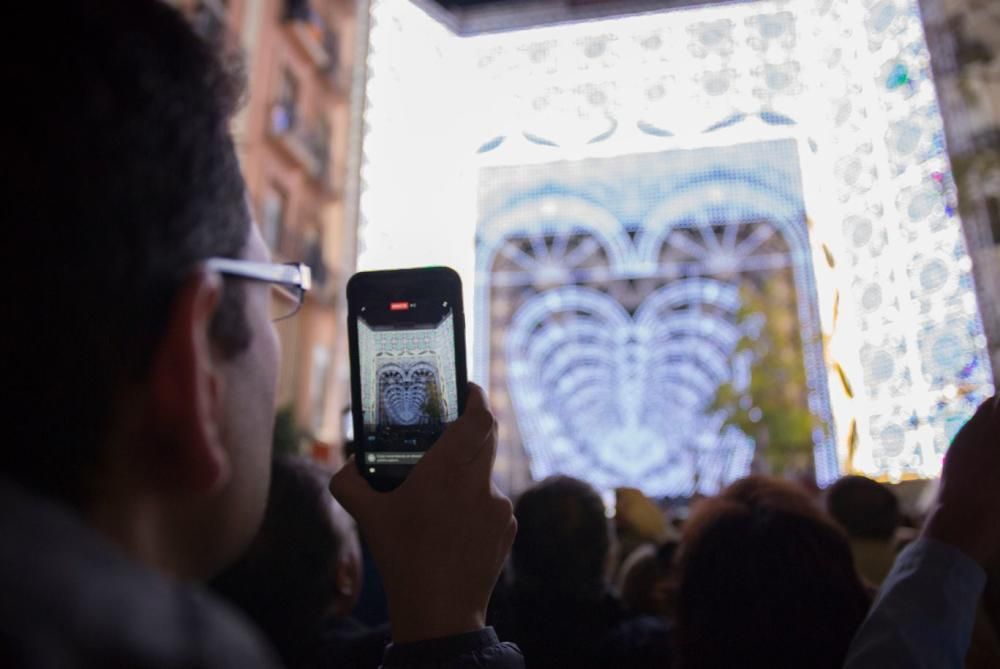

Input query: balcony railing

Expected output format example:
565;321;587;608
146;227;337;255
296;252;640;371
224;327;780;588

269;102;332;187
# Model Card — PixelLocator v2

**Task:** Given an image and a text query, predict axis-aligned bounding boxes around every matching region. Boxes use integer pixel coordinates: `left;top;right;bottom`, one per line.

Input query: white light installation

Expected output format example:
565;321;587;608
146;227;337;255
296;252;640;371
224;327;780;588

357;0;994;495
358;314;458;428
479;142;825;496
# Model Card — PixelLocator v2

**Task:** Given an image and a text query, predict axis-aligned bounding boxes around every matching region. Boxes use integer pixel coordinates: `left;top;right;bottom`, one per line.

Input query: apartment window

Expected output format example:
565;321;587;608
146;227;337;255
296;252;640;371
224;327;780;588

260;186;287;250
323;30;341;74
283;0;311;22
272;67;299;133
988;197;1000;246
315;115;331;176
303;223;327;286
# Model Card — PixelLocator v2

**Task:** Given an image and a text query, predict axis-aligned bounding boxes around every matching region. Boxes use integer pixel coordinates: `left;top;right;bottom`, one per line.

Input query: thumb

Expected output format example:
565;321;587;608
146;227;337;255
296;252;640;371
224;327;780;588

329;457;377;523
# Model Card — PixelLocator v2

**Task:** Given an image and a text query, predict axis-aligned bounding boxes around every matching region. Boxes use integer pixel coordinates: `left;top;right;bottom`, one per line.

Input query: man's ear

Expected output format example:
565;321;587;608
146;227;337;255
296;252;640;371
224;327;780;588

145;270;231;494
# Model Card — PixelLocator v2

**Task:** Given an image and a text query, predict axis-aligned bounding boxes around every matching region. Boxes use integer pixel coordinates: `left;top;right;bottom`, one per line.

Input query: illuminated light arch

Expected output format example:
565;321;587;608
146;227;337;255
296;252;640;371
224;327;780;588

475;145;830;496
635;173;836;480
359;313;460;430
376;361;443;426
636;175;808;266
478;195;630;282
360;0;996;491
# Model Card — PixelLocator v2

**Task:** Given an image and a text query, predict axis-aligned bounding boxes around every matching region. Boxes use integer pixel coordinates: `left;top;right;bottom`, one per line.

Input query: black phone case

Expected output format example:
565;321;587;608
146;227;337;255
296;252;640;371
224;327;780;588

346;267;469;491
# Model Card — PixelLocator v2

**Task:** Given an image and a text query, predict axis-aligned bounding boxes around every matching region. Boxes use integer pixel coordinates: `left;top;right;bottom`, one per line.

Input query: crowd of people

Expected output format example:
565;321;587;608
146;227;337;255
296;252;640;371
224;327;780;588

2;1;1000;667
207;457;1000;668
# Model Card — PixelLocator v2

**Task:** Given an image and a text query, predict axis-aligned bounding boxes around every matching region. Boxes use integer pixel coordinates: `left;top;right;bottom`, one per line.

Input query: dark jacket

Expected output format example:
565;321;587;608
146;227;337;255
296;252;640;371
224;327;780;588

0;478;278;669
0;478;523;669
296;617;390;669
382;629;524;669
497;589;673;668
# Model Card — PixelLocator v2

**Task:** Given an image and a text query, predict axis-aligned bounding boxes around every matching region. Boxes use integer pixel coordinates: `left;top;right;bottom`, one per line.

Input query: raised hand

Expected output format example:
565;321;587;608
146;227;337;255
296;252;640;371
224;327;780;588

923;396;1000;568
330;383;517;642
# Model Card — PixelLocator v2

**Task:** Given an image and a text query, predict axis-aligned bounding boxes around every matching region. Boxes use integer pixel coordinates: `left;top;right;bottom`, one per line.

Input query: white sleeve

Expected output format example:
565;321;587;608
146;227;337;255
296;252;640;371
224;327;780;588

844;539;986;669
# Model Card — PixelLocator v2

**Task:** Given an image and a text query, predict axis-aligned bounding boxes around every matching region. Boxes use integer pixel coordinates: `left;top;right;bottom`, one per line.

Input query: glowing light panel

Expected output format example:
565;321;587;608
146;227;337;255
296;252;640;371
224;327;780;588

358;0;994;494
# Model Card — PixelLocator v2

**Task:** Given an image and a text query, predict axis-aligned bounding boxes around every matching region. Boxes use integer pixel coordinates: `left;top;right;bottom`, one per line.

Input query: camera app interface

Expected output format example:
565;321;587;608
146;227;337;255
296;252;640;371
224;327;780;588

357;297;459;473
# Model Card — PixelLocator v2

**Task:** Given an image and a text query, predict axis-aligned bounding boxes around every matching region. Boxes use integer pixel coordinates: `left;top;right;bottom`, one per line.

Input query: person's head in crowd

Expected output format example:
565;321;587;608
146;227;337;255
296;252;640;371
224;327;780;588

613;486;675;579
512;476;611;602
826;475;901;584
618;540;679;620
507;477;674;668
826;475;900;541
677;476;870;669
1;0;277;580
617;544;657;612
212;455;362;667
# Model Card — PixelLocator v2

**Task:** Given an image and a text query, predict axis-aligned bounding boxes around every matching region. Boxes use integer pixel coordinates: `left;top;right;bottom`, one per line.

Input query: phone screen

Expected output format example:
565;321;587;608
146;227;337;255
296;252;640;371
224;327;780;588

354;293;461;476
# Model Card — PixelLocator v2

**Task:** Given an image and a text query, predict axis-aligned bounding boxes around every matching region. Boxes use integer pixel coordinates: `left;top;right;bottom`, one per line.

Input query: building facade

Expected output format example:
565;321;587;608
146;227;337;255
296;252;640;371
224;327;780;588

172;0;359;461
920;0;1000;376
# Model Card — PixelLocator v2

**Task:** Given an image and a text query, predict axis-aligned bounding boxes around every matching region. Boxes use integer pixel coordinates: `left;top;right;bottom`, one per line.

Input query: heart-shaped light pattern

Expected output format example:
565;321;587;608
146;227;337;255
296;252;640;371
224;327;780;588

506;278;755;497
377;362;441;426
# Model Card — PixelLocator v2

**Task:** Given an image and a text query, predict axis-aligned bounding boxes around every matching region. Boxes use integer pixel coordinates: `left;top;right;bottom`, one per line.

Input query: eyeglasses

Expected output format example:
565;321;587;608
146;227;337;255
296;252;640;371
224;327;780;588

205;257;312;322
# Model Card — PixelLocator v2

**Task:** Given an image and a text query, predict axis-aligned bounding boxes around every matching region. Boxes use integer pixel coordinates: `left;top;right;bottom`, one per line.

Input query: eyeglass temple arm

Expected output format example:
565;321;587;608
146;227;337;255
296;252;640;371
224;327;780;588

205;258;312;292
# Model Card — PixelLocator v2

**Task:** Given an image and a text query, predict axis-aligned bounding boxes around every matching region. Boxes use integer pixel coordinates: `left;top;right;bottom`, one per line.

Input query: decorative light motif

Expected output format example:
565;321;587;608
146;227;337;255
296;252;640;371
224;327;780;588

478;142;827;496
378;362;442;425
357;0;994;493
358;315;458;429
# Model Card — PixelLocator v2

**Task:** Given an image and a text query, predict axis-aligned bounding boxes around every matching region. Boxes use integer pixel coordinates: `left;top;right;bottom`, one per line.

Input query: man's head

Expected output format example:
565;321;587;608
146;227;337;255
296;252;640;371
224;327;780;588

676;476;870;669
512;476;611;601
1;0;278;577
826;475;900;541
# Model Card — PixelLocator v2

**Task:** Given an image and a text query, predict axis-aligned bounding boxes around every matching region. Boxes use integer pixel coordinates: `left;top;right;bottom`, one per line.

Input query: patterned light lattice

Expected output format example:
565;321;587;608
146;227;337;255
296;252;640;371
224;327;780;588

377;362;443;426
479;141;825;496
359;0;994;492
358;314;459;429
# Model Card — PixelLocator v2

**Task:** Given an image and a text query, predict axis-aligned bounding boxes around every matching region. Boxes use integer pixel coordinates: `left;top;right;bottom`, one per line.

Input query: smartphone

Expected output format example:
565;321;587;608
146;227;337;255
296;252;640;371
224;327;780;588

346;267;469;491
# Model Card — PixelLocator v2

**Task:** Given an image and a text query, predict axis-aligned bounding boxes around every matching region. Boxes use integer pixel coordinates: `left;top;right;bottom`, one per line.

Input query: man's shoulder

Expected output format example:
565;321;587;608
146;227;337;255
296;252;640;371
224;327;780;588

0;480;279;669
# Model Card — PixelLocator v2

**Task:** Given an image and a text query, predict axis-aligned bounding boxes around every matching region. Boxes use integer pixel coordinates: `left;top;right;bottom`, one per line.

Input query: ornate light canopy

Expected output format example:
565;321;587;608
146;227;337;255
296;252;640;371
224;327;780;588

358;0;994;494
